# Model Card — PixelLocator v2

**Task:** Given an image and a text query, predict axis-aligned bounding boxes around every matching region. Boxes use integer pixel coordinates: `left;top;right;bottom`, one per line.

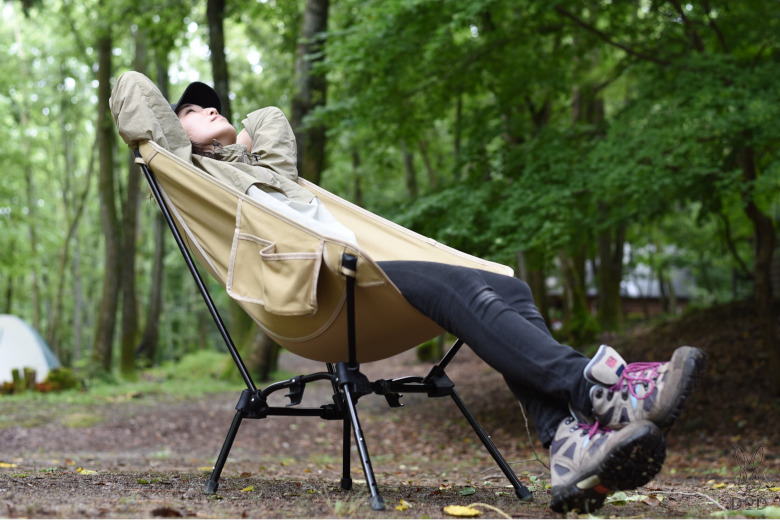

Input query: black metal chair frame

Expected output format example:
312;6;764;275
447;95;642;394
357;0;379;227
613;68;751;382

136;149;533;510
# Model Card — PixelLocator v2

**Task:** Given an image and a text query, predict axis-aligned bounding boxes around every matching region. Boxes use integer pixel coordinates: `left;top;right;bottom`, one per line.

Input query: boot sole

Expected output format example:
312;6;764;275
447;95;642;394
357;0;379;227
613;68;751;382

655;346;706;433
549;423;666;513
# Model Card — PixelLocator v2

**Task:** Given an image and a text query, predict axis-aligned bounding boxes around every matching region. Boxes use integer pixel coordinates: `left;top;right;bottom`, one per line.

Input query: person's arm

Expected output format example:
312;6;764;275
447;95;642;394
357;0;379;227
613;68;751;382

241;107;298;181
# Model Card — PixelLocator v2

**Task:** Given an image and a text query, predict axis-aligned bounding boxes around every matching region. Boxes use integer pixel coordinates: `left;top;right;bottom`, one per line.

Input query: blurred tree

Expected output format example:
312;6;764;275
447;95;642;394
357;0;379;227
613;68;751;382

291;0;329;184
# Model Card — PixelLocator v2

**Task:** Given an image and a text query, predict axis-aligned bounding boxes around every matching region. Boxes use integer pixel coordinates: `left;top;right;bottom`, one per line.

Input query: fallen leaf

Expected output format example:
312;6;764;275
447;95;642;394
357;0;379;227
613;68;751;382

443;505;482;517
712;483;727;489
241;486;254;492
605;491;629;505
605;491;648;505
0;462;18;468
459;487;476;496
77;467;97;475
768;487;780;492
395;499;412;511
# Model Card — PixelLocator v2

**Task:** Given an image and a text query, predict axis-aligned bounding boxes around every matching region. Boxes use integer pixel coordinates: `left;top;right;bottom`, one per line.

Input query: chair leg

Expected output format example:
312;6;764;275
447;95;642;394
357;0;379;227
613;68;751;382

341;385;385;510
327;362;354;491
340;415;353;490
203;410;244;494
448;388;533;502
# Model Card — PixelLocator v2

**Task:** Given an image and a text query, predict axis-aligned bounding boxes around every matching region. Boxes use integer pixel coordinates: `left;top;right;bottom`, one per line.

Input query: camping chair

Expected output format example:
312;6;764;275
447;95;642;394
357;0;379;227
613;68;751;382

111;71;533;510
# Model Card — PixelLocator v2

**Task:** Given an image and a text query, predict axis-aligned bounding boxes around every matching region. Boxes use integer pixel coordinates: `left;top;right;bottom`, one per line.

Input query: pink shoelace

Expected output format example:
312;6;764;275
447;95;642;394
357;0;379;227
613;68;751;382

610;361;664;399
578;420;611;439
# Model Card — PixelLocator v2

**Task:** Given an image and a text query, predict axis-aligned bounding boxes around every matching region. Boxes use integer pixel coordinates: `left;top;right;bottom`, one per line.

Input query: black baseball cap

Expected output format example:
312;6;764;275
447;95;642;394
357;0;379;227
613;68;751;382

171;81;222;115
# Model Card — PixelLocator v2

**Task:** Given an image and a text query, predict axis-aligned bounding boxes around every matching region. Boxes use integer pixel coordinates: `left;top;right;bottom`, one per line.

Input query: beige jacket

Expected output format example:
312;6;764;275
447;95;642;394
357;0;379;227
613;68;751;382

193;108;314;203
110;71;312;202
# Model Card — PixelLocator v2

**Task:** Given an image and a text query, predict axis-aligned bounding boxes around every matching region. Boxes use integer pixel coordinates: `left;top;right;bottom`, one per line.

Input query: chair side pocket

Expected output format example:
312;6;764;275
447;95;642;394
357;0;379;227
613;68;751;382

227;231;323;317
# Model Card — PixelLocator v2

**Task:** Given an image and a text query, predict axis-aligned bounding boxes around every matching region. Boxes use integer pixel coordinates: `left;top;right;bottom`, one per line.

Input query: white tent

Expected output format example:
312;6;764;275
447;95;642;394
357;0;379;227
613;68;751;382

0;314;60;383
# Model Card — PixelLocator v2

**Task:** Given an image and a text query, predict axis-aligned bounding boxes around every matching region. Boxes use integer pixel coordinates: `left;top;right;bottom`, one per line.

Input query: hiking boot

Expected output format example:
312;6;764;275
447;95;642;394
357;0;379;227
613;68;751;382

549;416;665;513
585;345;706;432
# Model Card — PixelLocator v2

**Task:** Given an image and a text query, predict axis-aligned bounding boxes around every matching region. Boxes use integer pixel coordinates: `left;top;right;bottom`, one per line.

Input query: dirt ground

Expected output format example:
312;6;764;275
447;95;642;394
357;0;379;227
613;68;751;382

1;301;779;518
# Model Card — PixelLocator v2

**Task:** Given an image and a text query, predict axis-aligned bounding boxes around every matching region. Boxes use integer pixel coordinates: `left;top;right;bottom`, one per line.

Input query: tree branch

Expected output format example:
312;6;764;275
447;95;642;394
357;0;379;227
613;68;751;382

668;0;705;52
702;0;730;53
553;6;671;66
718;210;753;280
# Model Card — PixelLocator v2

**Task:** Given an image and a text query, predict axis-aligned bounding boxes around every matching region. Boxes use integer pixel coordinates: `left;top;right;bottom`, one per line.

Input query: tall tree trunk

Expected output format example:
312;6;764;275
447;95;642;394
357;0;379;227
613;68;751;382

206;0;232;119
47;135;94;355
567;80;604;337
352;150;363;207
418;139;438;189
71;241;84;366
738;143;779;394
596;220;626;332
291;0;329;184
453;94;463;181
120;148;140;380
517;249;549;327
14;22;41;330
118;29;149;380
137;210;166;366
401;141;419;199
3;274;11;315
558;245;596;345
137;55;171;367
93;33;122;373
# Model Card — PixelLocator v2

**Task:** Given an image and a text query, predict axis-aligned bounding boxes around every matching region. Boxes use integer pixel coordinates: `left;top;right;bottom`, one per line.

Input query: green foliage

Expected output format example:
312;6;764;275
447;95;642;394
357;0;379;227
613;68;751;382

3;0;778;379
147;349;235;383
0;351;242;404
43;368;82;392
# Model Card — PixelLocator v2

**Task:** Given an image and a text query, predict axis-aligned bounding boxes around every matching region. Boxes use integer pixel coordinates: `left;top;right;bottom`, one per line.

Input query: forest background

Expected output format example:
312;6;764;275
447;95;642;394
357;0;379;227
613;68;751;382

1;0;779;394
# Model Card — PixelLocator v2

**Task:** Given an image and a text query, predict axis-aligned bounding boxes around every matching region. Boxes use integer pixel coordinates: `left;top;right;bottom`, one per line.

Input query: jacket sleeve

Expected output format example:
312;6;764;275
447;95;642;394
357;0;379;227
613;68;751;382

110;71;193;162
242;107;298;182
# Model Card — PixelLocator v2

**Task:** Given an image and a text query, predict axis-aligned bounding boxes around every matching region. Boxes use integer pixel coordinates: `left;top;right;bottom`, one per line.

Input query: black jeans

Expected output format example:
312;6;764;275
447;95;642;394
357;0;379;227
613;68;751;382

378;260;592;447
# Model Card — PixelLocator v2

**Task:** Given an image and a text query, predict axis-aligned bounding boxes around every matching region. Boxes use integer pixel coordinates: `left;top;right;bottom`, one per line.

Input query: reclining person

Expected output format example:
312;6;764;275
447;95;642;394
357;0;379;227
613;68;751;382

170;80;705;513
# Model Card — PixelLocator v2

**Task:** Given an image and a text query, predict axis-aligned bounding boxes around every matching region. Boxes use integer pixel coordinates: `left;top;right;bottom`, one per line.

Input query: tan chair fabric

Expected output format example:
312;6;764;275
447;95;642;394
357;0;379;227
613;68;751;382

137;141;513;363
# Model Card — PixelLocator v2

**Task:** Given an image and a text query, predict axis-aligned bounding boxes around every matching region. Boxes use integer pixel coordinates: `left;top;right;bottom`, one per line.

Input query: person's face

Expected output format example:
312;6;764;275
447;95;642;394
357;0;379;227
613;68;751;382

177;104;237;145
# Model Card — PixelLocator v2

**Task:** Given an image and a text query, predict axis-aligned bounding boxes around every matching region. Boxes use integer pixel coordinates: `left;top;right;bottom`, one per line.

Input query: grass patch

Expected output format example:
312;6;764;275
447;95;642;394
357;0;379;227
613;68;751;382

61;412;104;428
0;350;295;408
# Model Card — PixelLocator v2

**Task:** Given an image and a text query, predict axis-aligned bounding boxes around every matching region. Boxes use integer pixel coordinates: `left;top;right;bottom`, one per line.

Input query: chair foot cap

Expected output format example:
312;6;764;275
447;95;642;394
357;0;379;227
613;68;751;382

516;487;534;502
203;480;219;495
370;495;385;510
